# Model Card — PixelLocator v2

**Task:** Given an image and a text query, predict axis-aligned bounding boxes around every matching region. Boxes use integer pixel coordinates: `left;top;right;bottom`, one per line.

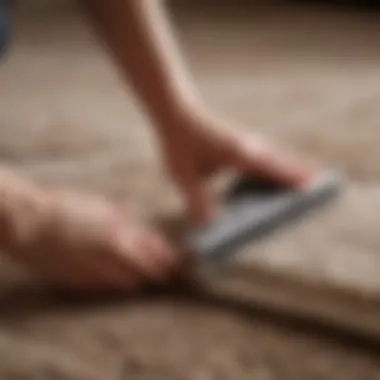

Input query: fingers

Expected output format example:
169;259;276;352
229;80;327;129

168;152;219;226
72;226;179;291
15;187;184;293
231;135;317;189
33;225;178;292
185;183;216;225
178;171;218;226
173;136;316;229
87;202;181;288
110;226;178;282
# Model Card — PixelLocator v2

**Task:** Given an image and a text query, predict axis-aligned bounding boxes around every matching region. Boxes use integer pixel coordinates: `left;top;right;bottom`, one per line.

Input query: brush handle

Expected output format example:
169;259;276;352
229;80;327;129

185;170;342;264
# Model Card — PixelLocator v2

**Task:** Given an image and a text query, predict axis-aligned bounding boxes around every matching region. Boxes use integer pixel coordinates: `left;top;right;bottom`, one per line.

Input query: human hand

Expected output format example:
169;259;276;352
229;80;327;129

158;106;316;225
5;186;179;292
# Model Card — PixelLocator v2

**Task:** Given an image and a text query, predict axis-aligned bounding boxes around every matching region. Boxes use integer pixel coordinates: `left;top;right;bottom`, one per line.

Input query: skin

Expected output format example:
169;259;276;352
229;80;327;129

0;0;315;292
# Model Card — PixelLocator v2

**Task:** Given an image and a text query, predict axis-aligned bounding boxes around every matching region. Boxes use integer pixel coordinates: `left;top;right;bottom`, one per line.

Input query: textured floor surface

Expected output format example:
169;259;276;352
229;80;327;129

0;1;380;379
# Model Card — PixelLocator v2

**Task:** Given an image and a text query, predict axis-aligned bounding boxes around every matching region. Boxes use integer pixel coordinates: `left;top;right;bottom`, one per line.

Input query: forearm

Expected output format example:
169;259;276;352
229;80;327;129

81;0;200;130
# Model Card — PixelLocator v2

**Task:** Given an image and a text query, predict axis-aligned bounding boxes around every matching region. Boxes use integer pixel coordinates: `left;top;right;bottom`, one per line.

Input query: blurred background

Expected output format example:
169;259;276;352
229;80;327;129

0;1;380;379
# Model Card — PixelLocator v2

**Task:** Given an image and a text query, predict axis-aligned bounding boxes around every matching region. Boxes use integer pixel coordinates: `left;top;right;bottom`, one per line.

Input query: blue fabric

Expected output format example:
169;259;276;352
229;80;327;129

0;0;11;57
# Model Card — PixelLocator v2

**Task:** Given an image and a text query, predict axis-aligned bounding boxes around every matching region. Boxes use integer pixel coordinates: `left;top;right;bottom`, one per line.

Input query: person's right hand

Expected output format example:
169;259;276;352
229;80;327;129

158;106;317;225
5;186;179;292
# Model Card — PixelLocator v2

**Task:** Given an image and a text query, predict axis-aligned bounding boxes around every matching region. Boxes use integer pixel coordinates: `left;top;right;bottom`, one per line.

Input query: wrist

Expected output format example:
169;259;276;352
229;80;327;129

150;90;206;137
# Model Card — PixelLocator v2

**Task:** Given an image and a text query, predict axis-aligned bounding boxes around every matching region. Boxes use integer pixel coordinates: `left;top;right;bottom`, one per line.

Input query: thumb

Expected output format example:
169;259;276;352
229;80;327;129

179;172;218;227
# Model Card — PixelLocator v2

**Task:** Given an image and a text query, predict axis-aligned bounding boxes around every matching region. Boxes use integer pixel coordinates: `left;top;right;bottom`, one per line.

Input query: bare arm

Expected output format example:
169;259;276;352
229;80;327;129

80;0;199;131
0;1;192;252
80;0;314;223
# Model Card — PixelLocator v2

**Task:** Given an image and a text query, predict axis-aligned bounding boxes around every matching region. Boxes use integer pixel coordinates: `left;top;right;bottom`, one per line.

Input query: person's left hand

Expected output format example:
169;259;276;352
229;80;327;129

3;184;179;292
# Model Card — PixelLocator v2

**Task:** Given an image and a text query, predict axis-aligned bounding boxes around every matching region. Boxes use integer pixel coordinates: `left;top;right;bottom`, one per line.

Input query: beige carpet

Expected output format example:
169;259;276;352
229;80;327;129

0;1;380;379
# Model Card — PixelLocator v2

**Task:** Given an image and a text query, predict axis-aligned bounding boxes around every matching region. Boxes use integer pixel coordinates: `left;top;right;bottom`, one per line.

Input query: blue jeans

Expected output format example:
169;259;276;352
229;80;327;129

0;0;11;56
